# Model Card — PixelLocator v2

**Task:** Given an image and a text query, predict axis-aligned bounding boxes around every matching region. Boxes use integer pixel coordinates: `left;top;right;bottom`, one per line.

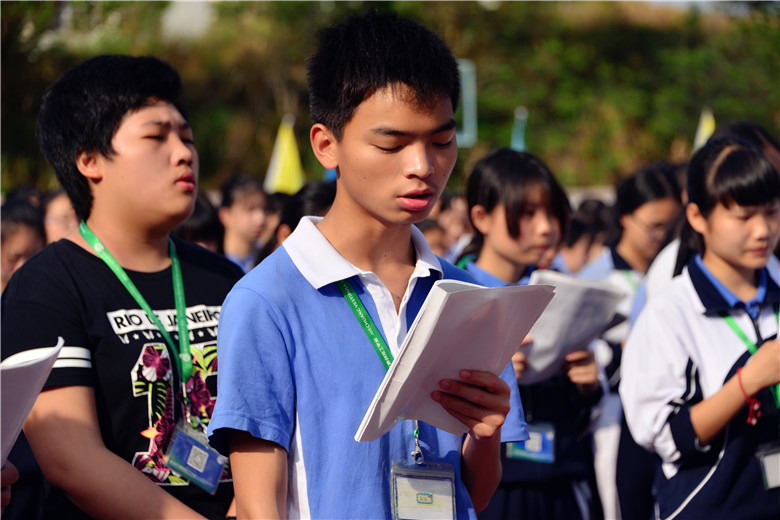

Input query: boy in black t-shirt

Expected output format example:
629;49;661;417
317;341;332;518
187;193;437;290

1;56;241;519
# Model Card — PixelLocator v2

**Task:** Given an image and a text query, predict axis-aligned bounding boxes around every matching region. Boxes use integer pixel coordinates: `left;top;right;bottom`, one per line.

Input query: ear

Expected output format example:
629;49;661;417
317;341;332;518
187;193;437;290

310;124;339;170
76;151;103;181
217;206;231;227
275;223;293;245
470;205;492;235
618;213;630;231
686;202;708;235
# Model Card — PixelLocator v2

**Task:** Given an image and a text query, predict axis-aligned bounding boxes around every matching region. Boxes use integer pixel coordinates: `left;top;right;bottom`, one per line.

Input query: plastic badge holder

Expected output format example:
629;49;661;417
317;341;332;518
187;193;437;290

165;420;227;494
391;460;456;520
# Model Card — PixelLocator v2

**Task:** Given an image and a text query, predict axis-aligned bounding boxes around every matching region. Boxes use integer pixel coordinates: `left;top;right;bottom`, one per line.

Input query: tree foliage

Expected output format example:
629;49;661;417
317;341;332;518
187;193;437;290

2;1;778;195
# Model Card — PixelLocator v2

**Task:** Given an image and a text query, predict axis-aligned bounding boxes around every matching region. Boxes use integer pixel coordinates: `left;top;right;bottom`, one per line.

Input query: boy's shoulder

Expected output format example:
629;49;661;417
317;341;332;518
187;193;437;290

172;237;244;281
438;256;478;284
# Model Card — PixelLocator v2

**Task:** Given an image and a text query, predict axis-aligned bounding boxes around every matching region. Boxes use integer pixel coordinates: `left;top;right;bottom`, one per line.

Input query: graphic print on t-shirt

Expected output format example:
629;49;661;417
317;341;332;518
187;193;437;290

107;304;229;486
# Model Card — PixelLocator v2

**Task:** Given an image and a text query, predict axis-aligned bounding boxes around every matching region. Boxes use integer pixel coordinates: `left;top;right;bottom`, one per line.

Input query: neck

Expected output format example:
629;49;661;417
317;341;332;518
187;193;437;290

74;218;171;272
701;251;758;302
475;248;526;285
616;241;649;274
223;233;256;259
317;213;415;273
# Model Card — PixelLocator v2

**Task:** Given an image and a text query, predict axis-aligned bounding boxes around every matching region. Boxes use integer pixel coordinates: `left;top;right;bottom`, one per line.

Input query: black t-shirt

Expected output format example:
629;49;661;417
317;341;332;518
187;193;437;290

2;238;243;519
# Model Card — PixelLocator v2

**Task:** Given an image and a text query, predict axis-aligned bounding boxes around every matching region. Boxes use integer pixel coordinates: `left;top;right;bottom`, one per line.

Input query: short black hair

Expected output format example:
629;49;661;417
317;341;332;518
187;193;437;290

219;174;265;208
307;10;460;140
1;198;45;244
462;148;571;258
36;55;185;221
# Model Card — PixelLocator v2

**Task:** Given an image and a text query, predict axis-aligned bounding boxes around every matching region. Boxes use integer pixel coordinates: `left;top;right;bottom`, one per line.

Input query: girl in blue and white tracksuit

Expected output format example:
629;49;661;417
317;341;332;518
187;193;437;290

620;136;780;519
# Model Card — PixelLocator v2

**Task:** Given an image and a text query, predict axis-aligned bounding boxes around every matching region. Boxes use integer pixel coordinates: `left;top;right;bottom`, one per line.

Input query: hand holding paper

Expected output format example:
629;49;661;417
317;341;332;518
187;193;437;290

355;280;554;442
433;369;512;441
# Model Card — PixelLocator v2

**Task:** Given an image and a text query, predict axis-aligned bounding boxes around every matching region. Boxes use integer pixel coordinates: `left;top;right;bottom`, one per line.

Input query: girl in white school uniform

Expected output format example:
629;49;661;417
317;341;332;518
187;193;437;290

458;148;604;520
620;136;780;519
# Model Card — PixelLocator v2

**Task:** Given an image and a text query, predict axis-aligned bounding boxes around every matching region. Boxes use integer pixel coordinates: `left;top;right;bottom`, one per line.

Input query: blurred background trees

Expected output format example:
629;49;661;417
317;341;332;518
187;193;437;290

2;1;778;194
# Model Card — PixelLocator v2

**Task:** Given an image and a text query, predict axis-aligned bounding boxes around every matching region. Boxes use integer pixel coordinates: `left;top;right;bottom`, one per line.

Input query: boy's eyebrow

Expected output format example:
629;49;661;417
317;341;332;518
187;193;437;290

140;120;192;130
370;118;457;138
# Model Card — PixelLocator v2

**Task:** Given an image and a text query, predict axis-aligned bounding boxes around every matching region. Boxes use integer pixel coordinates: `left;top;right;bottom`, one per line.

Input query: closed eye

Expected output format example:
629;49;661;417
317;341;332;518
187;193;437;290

376;145;402;153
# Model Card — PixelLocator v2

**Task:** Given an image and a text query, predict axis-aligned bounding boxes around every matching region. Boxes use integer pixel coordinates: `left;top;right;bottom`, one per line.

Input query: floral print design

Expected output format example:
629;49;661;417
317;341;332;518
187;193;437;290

131;341;227;485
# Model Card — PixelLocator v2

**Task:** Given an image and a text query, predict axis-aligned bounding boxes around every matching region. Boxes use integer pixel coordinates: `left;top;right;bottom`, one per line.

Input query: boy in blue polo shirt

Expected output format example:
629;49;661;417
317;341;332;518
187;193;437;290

208;11;528;519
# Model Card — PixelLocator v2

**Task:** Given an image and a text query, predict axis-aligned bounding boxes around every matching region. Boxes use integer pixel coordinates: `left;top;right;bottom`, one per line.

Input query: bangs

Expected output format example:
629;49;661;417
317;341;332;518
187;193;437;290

710;148;780;209
503;177;547;238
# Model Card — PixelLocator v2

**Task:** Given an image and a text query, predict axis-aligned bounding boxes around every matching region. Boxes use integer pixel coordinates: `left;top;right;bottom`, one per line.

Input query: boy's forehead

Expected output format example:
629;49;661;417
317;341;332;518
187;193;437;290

120;100;188;126
349;85;455;133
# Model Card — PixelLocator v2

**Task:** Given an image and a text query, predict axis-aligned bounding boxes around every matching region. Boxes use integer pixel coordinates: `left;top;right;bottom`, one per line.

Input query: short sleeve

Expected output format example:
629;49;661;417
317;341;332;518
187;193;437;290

499;361;530;442
1;254;96;388
207;285;296;456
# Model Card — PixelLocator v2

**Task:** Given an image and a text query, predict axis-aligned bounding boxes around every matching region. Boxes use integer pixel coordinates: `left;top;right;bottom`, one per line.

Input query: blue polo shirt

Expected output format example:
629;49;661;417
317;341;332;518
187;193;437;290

209;217;528;519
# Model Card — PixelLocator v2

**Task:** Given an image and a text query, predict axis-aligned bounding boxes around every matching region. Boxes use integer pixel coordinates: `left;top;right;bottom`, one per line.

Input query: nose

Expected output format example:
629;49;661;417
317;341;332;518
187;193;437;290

753;212;772;240
405;144;434;178
535;211;554;237
172;134;195;167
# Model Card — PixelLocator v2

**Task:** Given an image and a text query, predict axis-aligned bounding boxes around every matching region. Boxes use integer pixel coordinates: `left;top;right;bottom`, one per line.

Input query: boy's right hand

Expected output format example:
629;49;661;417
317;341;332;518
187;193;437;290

743;339;780;395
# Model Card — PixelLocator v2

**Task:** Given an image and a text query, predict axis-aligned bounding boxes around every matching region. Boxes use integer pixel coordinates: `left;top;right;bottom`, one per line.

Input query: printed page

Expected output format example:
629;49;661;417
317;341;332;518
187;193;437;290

519;270;624;385
2;337;64;464
356;281;554;442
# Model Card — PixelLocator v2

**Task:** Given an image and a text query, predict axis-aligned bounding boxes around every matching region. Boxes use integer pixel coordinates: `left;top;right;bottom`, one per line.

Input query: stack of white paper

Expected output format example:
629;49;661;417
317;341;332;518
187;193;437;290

2;337;63;464
520;270;624;385
355;280;554;442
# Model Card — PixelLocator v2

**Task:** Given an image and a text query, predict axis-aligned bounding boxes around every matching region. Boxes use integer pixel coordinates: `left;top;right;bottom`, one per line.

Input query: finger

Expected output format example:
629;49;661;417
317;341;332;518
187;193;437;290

456;369;511;395
432;391;507;434
436;381;510;415
512;351;527;363
565;349;592;362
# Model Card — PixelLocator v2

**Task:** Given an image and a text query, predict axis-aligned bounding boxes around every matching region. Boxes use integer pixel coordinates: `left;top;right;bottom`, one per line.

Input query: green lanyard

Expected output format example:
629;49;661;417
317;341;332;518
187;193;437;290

621;269;641;292
337;277;424;463
337;278;394;370
720;302;780;409
79;222;193;388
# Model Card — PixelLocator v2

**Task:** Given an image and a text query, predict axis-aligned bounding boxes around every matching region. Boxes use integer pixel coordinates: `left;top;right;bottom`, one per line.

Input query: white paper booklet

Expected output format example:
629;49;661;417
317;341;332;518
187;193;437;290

2;337;64;464
355;280;555;442
520;270;624;385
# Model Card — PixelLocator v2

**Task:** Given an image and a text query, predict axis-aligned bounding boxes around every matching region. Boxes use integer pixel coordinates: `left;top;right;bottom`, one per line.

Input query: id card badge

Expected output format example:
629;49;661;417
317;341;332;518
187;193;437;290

505;422;555;463
165;419;227;494
756;441;780;490
391;460;456;520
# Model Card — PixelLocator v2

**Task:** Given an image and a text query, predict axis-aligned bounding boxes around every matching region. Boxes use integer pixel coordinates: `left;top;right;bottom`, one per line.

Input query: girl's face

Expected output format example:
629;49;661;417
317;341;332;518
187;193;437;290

690;199;780;278
619;197;680;265
475;187;561;270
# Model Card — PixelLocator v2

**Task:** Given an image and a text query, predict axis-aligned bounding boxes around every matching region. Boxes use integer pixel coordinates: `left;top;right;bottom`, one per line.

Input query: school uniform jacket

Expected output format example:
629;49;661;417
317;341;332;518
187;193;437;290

620;257;780;520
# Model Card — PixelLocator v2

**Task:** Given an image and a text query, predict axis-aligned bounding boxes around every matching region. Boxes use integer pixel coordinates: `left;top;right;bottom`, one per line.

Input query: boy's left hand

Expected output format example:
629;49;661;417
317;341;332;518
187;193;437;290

432;370;511;441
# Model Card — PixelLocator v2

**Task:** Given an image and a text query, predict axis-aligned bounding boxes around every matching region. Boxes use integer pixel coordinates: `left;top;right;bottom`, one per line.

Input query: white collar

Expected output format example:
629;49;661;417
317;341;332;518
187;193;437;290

283;216;443;289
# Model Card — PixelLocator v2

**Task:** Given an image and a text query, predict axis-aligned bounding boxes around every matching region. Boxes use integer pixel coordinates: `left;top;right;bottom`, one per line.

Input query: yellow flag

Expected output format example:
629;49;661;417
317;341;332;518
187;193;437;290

264;115;305;195
692;107;716;152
